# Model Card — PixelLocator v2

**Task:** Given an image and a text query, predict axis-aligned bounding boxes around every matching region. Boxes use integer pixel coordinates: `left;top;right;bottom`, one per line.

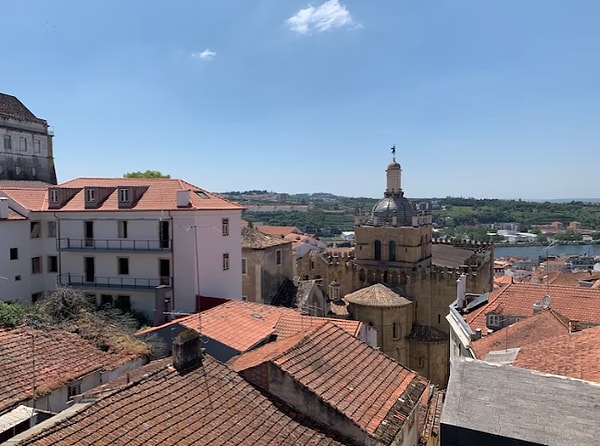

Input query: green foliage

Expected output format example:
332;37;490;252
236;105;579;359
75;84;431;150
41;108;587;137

123;170;170;179
0;301;24;327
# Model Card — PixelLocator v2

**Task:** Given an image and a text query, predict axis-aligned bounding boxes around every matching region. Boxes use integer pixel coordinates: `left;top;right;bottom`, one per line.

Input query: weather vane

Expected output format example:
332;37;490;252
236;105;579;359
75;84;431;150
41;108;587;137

391;145;396;161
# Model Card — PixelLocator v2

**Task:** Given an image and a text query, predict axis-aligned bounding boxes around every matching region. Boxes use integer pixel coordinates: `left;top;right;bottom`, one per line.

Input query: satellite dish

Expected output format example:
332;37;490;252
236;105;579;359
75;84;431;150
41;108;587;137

541;295;551;310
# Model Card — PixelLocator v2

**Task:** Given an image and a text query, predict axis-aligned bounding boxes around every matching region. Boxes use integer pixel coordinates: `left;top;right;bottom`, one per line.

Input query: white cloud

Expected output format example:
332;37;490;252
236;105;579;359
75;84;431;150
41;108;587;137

192;49;217;61
286;0;360;35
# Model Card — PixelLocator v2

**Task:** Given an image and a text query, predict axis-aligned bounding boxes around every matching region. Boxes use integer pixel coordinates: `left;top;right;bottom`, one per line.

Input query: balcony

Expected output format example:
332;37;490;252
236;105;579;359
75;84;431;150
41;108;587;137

59;274;171;290
58;238;171;252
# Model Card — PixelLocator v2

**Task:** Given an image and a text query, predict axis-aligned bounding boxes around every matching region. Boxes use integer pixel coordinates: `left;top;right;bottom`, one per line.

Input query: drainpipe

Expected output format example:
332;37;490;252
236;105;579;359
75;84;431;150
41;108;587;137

54;212;61;287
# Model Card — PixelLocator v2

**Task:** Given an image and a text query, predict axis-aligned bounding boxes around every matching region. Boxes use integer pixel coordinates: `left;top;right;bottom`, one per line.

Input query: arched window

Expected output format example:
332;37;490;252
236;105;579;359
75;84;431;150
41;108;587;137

389;241;396;261
374;240;381;260
392;322;400;339
383;271;388;283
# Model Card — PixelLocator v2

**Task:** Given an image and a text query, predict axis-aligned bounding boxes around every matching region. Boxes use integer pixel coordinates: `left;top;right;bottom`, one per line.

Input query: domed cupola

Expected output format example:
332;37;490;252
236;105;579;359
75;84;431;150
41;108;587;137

367;146;415;227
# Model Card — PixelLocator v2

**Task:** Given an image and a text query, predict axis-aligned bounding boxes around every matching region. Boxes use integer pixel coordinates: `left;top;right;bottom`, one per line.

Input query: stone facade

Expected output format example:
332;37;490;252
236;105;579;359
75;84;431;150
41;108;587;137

296;155;493;386
0;93;57;184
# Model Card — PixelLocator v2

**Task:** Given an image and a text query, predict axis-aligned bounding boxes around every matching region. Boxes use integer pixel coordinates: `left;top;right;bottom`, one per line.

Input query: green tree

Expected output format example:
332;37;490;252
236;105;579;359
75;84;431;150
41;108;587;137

123;170;171;179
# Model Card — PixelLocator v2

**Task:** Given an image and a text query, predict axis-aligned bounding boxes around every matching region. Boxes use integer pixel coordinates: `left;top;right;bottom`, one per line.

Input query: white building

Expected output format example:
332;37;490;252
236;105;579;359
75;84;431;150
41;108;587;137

0;178;244;321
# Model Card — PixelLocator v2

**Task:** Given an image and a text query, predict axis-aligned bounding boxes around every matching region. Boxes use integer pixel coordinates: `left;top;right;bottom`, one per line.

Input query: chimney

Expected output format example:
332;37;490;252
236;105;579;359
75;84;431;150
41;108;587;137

0;197;9;219
456;274;467;310
172;330;202;371
533;301;543;315
176;189;191;208
475;328;482;340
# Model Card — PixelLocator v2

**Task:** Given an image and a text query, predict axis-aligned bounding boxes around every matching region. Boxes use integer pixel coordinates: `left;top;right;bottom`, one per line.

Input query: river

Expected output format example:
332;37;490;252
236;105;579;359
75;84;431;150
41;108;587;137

494;244;600;259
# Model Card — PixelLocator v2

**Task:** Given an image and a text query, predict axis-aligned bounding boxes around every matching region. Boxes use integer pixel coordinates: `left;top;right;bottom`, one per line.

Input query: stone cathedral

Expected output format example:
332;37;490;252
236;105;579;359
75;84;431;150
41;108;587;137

297;149;494;386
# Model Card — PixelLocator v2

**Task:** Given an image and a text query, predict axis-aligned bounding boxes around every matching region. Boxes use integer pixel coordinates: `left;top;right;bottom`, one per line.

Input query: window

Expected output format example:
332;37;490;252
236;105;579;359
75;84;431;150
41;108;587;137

241;258;247;275
85;188;95;202
374;240;382;261
488;314;501;328
10;248;18;260
100;294;113;307
31;167;37;177
118;257;129;275
392;322;400;339
48;255;58;273
31;257;42;274
3;135;11;151
222;218;229;236
389;240;396;261
19;137;27;152
47;221;57;238
118;188;129;203
15;275;21;281
30;222;41;238
15;166;21;176
67;383;81;400
118;220;128;238
276;249;282;265
115;295;131;312
33;139;41;153
31;292;43;303
222;253;229;270
50;189;59;203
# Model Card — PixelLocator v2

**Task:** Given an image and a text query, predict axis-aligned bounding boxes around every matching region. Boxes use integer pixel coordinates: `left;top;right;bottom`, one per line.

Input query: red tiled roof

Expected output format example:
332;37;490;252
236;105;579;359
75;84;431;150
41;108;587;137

0;326;136;414
0;188;48;211
548;271;600;287
513;325;600;383
141;300;362;352
230;322;427;440
20;357;348;446
1;178;243;212
471;310;570;359
466;282;600;332
255;225;300;238
241;227;291;249
274;312;362;339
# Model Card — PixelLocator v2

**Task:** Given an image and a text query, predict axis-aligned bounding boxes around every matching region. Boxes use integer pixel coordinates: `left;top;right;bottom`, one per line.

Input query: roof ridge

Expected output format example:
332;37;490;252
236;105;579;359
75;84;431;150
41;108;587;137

468;282;513;322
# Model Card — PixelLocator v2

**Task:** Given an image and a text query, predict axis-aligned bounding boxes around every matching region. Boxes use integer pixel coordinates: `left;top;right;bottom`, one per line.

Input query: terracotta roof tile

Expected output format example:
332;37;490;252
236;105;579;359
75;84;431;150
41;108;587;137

0;325;137;414
241;227;291;249
1;178;243;212
230;323;427;441
255;225;301;238
513;325;600;383
345;283;411;307
274;312;362;338
466;282;600;332
20;357;348;446
471;310;570;359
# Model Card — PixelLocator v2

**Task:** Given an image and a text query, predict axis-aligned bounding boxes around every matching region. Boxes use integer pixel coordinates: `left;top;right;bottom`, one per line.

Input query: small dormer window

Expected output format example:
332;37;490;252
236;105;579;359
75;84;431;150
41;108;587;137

50;189;59;203
487;313;501;328
86;189;96;202
119;188;129;203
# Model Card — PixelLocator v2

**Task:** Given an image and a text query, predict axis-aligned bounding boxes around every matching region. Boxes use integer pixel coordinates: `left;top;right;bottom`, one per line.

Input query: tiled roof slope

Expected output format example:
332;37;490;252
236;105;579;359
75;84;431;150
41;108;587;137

345;283;411;307
0;188;48;212
1;179;243;212
230;322;428;442
19;357;348;446
513;325;600;383
471;310;570;359
0;326;136;415
241;226;291;249
255;225;300;238
0;93;44;123
274;312;362;339
549;271;600;287
466;282;600;331
431;244;476;268
141;300;362;352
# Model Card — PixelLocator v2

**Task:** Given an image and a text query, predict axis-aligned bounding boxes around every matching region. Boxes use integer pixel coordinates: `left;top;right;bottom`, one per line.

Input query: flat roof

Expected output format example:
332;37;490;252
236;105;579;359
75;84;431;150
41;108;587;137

442;359;600;445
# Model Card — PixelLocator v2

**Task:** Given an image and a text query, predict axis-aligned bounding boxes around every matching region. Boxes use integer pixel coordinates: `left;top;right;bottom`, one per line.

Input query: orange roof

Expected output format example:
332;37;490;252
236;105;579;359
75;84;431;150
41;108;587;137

513;325;600;383
0;188;47;211
230;322;428;440
471;310;570;359
21;357;347;446
142;300;362;352
1;178;243;212
466;282;600;332
255;225;300;238
549;271;600;287
0;325;137;414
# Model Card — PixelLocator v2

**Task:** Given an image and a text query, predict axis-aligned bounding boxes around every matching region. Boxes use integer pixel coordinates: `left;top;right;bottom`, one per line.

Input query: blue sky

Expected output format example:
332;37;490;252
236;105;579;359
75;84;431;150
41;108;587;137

3;1;599;199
